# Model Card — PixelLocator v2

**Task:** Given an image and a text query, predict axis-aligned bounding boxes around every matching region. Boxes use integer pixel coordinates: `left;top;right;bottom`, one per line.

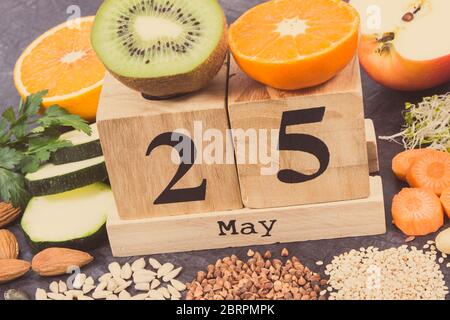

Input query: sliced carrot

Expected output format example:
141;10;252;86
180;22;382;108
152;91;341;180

392;149;437;181
406;150;450;196
392;188;444;236
441;188;450;218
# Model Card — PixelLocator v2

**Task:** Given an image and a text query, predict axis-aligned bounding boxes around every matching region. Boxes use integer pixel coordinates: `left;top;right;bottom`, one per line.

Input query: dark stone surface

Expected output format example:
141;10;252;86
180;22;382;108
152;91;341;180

1;0;449;300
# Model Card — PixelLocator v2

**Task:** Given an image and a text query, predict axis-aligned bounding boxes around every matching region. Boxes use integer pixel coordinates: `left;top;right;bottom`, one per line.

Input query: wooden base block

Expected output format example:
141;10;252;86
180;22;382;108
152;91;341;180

107;176;386;257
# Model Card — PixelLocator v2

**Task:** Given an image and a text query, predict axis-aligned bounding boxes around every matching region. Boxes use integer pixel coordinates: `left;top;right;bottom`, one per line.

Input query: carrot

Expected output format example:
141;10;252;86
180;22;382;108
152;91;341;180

406;150;450;196
441;188;450;218
392;149;437;181
392;188;444;236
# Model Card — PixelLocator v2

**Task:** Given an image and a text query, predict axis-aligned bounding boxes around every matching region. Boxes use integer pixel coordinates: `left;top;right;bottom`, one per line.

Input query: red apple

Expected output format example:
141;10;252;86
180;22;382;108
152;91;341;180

351;0;450;91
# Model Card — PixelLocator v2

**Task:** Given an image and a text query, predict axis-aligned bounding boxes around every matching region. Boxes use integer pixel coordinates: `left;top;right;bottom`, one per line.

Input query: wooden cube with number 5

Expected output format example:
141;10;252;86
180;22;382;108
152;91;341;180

97;66;243;220
228;58;370;208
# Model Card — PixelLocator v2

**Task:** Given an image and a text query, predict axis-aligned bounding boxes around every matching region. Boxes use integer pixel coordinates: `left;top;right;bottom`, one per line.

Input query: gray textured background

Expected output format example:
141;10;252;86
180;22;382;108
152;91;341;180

1;0;450;300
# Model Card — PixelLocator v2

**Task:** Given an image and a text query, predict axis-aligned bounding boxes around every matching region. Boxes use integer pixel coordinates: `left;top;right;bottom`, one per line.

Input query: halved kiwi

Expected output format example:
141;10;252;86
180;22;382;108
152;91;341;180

91;0;228;98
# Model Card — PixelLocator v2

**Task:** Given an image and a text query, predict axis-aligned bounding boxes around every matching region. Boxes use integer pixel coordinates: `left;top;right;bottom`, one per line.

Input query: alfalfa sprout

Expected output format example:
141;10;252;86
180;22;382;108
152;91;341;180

380;93;450;152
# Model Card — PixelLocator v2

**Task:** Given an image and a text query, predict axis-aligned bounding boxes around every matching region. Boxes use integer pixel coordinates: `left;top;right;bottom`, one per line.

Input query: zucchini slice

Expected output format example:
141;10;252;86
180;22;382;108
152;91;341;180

50;124;102;165
21;183;114;252
25;156;108;196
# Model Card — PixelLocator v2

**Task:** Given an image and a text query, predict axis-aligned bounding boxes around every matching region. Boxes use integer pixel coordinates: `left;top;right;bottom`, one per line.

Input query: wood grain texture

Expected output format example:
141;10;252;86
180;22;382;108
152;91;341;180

97;65;242;219
365;119;379;173
229;57;362;103
108;176;386;257
228;57;370;208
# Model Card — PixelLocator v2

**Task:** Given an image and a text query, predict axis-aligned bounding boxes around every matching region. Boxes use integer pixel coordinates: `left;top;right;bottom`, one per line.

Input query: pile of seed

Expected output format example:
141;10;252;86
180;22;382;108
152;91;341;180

35;258;186;300
324;245;449;300
186;248;328;300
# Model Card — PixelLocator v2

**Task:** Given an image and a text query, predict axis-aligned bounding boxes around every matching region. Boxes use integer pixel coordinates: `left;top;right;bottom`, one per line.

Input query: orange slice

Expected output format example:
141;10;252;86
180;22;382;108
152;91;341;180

228;0;360;90
14;17;105;121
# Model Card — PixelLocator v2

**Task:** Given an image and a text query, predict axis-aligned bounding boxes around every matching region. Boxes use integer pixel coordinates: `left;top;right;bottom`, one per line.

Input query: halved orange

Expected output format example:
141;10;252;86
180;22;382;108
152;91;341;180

14;17;105;121
228;0;360;90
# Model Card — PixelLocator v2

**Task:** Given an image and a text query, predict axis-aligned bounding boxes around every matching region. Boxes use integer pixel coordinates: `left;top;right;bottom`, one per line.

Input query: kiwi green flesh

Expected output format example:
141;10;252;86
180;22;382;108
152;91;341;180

109;24;227;97
92;0;226;79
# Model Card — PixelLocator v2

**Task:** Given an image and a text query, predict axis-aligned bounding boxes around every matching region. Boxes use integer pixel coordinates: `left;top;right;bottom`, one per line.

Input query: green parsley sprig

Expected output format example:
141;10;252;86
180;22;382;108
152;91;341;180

0;90;91;208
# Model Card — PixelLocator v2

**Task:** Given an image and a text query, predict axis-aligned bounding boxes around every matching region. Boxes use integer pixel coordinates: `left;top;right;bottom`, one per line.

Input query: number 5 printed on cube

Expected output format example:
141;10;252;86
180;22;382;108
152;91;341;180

228;58;370;209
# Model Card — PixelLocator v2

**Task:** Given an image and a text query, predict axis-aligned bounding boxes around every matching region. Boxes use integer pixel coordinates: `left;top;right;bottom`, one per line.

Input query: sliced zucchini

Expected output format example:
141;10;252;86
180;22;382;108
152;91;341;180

51;123;102;165
25;156;108;196
21;183;114;252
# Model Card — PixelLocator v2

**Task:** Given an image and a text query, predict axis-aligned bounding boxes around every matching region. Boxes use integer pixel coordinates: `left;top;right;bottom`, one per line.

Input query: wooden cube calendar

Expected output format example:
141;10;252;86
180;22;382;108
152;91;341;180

97;64;243;220
228;57;370;208
98;58;386;257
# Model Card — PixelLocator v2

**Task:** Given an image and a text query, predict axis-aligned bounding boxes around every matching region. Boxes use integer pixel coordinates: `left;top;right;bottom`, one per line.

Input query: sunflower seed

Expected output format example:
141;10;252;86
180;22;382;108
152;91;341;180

131;293;149;300
151;279;161;289
95;281;108;293
167;284;181;299
135;283;150;291
85;276;94;286
107;278;118;291
108;262;122;278
157;263;174;278
92;290;112;299
82;284;96;294
133;272;155;283
170;279;186;291
158;287;171;299
98;273;112;283
131;258;146;272
66;290;84;299
121;263;132;280
73;273;86;289
35;288;48;300
49;281;59;294
47;292;66;300
114;280;132;294
119;290;131;300
58;280;67;293
131;258;145;272
162;267;182;282
148;290;165;300
149;258;162;269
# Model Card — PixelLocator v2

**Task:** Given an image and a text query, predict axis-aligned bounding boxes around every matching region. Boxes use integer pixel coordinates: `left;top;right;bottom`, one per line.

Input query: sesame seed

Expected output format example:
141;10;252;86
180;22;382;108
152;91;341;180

324;245;448;300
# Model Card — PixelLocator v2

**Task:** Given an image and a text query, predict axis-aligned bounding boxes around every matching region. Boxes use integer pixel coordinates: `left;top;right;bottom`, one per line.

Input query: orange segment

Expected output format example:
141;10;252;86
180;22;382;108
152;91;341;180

228;0;360;90
14;17;105;121
406;150;450;196
392;188;444;236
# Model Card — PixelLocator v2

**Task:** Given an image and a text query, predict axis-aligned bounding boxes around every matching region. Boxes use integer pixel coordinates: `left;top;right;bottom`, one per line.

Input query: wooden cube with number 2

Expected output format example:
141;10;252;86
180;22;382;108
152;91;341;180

97;65;243;219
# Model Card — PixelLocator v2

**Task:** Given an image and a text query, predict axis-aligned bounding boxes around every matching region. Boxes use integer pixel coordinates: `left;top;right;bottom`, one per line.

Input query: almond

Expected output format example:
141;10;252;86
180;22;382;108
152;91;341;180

0;203;21;228
0;259;30;284
32;248;93;276
0;229;19;259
